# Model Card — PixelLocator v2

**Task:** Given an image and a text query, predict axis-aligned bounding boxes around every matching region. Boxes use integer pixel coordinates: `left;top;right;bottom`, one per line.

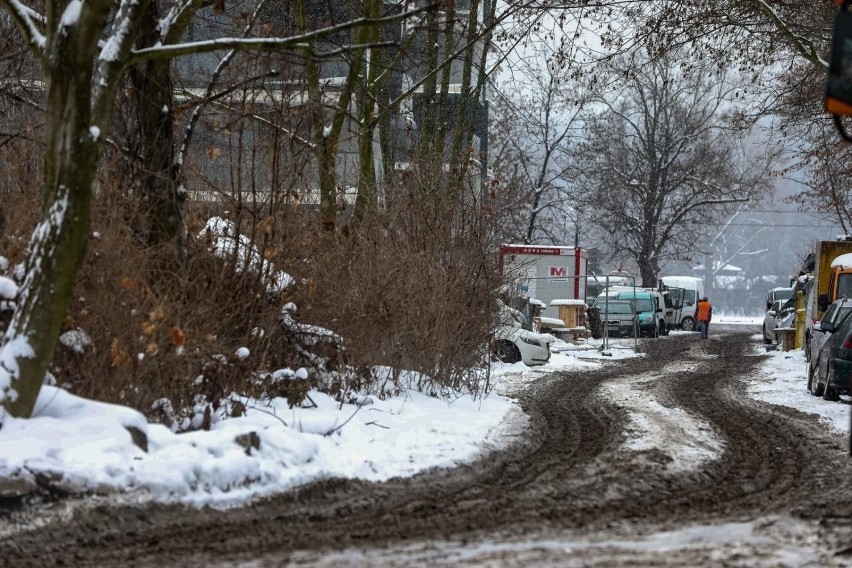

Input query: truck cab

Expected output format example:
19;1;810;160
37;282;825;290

804;241;852;356
765;287;794;311
824;253;852;310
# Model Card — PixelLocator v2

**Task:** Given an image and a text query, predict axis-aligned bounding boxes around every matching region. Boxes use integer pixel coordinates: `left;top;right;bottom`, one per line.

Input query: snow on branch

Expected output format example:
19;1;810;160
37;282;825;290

1;0;47;54
157;0;199;43
128;6;429;65
98;0;139;64
749;0;828;70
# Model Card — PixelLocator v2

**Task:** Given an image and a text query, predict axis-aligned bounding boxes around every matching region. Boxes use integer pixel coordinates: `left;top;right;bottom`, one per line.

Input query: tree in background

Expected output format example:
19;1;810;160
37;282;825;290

644;0;852;238
789;138;852;236
572;46;771;286
490;41;590;245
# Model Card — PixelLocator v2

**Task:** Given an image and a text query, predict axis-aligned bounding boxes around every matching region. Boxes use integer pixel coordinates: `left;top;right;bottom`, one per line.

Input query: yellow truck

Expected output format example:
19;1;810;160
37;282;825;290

803;240;852;358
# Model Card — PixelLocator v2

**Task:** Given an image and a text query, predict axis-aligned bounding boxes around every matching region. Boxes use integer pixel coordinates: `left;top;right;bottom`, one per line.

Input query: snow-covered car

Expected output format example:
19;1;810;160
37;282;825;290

494;302;554;366
762;298;795;344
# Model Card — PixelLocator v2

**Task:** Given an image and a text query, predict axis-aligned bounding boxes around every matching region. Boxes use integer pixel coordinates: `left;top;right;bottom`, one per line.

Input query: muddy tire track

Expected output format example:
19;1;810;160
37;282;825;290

3;333;852;566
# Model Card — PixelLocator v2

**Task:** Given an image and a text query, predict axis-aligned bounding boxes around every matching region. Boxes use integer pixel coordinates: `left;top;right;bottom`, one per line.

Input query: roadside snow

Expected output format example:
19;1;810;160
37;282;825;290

749;340;850;434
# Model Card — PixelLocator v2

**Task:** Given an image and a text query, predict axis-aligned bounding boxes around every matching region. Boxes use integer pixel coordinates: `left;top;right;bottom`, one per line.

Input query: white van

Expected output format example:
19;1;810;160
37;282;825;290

659;276;705;331
765;287;794;311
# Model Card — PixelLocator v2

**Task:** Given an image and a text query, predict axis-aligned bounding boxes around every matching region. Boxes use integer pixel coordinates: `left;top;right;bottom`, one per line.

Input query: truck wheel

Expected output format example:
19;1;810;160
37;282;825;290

762;325;772;344
681;317;695;332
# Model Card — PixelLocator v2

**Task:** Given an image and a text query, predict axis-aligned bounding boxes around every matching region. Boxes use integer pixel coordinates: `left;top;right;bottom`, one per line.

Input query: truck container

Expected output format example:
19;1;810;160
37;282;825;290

499;244;588;321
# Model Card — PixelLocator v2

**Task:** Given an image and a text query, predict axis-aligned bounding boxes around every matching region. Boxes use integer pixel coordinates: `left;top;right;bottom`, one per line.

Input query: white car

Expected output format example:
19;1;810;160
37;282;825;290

494;302;554;366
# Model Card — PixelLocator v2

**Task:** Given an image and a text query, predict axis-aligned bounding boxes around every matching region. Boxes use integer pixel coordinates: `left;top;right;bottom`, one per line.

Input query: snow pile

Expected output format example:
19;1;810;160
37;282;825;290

0;374;520;508
200;216;295;293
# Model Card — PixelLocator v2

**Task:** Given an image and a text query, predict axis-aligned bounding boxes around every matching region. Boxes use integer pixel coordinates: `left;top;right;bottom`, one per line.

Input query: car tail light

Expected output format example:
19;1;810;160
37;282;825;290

845;333;852;349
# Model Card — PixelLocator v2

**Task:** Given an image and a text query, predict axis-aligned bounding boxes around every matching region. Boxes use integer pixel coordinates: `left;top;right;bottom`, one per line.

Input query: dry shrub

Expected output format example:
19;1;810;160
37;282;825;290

0;108;44;264
276;191;502;395
2;140;501;427
41;187;310;428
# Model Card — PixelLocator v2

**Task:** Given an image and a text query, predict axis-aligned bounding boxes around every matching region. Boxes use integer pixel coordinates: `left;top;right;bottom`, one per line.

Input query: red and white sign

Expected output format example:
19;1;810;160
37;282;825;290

500;244;571;256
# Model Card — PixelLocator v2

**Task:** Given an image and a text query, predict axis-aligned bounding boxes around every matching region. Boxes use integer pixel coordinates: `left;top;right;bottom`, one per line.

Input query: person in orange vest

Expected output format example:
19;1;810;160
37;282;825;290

696;296;713;339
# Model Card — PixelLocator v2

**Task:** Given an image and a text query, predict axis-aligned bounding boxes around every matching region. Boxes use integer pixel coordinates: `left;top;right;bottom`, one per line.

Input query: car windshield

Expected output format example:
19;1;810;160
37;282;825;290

601;303;633;315
633;299;654;313
775;289;794;301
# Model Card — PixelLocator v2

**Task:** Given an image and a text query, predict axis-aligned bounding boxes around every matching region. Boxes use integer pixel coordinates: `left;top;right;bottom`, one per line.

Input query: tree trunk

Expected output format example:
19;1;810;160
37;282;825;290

3;68;100;418
447;0;480;198
131;0;185;284
295;0;365;231
376;46;395;185
354;0;381;224
418;11;439;159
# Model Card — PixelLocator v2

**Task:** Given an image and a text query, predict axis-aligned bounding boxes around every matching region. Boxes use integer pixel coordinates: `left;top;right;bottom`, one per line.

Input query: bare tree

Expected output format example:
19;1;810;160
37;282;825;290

491;44;590;245
572;47;772;286
0;0;424;421
788;134;852;235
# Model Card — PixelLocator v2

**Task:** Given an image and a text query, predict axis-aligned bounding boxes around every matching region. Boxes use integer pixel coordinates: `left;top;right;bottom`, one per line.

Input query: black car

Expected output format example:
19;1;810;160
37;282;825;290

808;300;852;401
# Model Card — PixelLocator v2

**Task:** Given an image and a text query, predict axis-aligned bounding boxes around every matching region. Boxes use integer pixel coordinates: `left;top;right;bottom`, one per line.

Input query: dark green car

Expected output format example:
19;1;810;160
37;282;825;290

808;302;852;401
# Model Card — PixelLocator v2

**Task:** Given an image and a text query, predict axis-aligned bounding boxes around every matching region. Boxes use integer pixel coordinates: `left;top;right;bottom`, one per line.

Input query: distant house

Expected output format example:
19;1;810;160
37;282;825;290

692;261;745;290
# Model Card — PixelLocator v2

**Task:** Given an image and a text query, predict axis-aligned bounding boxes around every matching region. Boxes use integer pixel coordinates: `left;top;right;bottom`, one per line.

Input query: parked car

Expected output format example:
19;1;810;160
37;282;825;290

807;299;852;400
598;300;637;338
593;290;661;337
806;298;852;384
659;276;705;331
652;289;674;335
762;297;796;344
808;297;852;359
494;301;555;366
765;286;794;311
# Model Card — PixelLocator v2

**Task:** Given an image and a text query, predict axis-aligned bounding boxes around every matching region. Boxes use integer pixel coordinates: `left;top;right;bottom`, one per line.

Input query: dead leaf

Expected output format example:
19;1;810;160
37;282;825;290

141;321;156;336
170;327;186;347
111;338;131;368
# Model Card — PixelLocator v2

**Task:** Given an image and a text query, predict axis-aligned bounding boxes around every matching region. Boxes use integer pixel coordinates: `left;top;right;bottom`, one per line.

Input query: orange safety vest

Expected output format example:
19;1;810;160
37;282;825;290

696;300;712;322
